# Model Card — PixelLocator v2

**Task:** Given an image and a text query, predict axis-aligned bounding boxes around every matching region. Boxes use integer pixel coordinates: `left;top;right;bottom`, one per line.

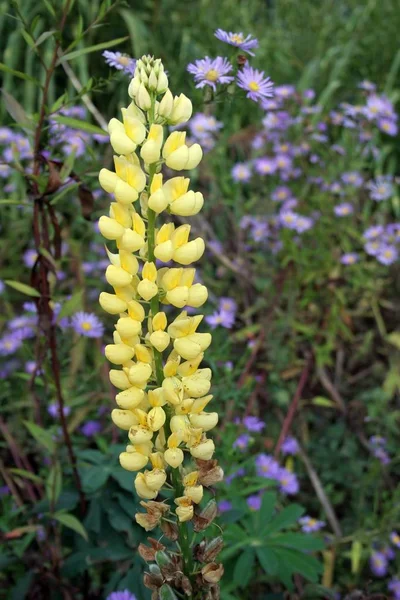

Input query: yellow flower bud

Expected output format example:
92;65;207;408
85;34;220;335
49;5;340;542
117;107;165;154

137;279;158;301
170;191;204;216
144;468;167;491
186;144;203;170
140;124;163;164
117;229;145;252
150;451;165;469
148;187;168;213
154;240;174;262
169;93;192;125
148;388;166;407
134;472;158;499
98;216;124;240
116;316;142;338
136;83;152;111
176;503;194;522
164;447;184;468
105;343;135;365
114;180;139;205
177;353;204;377
173;238;205;265
119;451;148;471
135;344;152;363
149;330;170;352
128;362;152;386
128;425;154;445
152;312;167;330
184;484;203;504
170;415;190;441
105;265;133;287
157;71;168;93
111;408;138;430
162;376;184;405
190;438;215;460
119;250;139;275
115;386;145;410
187;284;208;307
99;292;128;315
127;300;145;322
99;168;118;193
109;369;131;390
183;471;199;487
147;407;166;431
158;89;174;118
189;412;219;432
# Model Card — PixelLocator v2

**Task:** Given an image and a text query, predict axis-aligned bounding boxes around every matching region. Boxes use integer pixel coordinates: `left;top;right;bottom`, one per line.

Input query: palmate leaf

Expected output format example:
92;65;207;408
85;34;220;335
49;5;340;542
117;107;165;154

268;532;325;551
255;547;279;576
274;547;322;584
264;503;305;535
233;549;255;588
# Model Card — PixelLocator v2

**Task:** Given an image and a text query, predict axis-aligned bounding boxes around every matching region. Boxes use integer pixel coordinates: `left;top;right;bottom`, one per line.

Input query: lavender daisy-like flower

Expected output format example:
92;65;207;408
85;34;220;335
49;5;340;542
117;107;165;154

103;51;136;76
254;157;277;175
390;531;400;549
370;551;388;577
367;176;394;201
341;171;363;188
364;240;382;256
231;162;252;182
81;420;102;437
299;516;325;533
189;113;222;140
218;499;232;513
237;65;274;103
0;335;22;356
378;118;398;136
255;454;280;479
243;416;265;433
334;202;354;216
233;433;251;451
340;253;359;265
187;56;234;91
389;578;400;600
271;186;293;202
106;591;137;600
219;297;237;313
277;468;299;495
376;244;398;266
205;310;235;329
23;249;38;268
363;225;384;240
247;494;262;510
294;216;314;234
71;312;104;338
214;29;259;56
281;436;299;455
48;403;71;419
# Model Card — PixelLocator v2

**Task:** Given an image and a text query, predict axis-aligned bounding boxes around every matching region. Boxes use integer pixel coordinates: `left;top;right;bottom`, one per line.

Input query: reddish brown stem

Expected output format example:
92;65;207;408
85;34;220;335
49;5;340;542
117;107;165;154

274;354;312;458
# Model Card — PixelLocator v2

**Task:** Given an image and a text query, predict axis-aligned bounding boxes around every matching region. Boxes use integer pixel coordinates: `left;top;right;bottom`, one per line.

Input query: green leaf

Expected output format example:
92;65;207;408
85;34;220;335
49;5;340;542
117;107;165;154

46;463;62;505
311;396;335;408
259;491;277;524
266;504;305;534
5;280;40;297
159;584;178;600
57;37;129;65
0;199;30;205
24;421;55;453
34;30;56;48
233;549;255;588
85;501;102;534
57;290;83;321
51;114;107;137
256;547;279;576
0;63;40;84
81;465;110;493
274;548;322;583
50;182;80;205
302;584;337;599
1;89;31;126
111;467;134;492
9;468;43;485
59;148;76;181
269;533;325;551
53;512;88;541
387;332;400;350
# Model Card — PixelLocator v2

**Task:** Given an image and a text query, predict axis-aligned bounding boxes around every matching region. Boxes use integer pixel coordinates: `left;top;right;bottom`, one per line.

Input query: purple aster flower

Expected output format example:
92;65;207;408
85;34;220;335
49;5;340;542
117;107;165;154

255;454;280;479
205;309;235;329
367;176;394;201
0;163;11;178
247;494;262;510
370;436;386;447
370;551;388;577
189;113;222;139
243;416;265;433
281;436;299;455
277;468;299;495
237;65;274;103
299;516;325;533
303;89;316;100
187;56;234;91
340;253;359;265
225;467;245;485
254;157;277;175
62;132;90;157
0;485;10;496
280;210;299;230
359;80;376;92
25;361;42;375
233;433;250;451
71;312;104;338
334;202;354;216
231;162;252;182
48;403;71;419
0;359;19;378
275;154;293;171
81;420;101;437
376;244;398;265
271;186;292;202
0;280;4;295
341;172;363;188
294;216;314;233
23;249;38;268
332;144;346;155
0;335;22;356
389;578;400;600
378;118;398;136
106;591;137;600
214;29;258;56
218;500;232;513
364;240;382;256
219;297;237;313
0;127;15;144
363;225;384;240
103;51;136;76
274;85;295;99
383;546;396;561
390;531;400;548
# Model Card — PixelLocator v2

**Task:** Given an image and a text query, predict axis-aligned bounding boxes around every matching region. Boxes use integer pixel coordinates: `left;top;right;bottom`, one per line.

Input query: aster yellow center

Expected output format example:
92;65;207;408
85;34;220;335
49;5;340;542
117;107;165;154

82;322;92;331
230;34;244;44
206;69;219;82
249;81;260;92
117;56;130;66
384;250;393;258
